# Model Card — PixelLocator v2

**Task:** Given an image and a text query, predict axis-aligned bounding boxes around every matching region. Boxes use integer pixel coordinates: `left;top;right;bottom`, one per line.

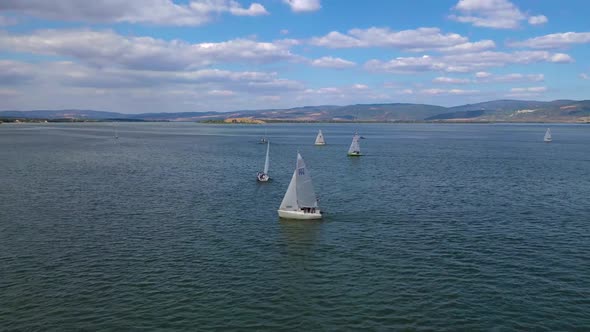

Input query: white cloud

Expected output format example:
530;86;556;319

475;73;544;83
283;0;321;13
309;27;495;53
0;29;299;71
506;86;547;97
450;0;546;29
550;53;574;63
510;86;547;93
432;76;471;84
423;88;479;95
310;56;355;68
403;88;479;96
475;71;492;78
0;60;312;112
364;51;573;73
509;32;590;49
0;0;268;26
0;60;36;84
528;15;548;25
208;89;236;96
579;73;589;80
352;84;368;89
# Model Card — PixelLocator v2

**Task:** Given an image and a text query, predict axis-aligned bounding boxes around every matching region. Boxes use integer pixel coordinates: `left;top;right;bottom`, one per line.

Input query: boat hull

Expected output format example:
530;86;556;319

347;152;362;156
278;209;322;220
315;143;326;146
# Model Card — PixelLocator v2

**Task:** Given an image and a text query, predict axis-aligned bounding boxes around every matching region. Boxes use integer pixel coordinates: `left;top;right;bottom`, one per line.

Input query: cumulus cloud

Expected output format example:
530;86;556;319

0;29;299;71
432;76;471;84
528;15;548;25
580;73;589;80
475;71;492;78
364;51;573;74
475;72;544;83
0;60;36;84
0;60;312;112
283;0;321;13
402;88;479;96
310;56;355;68
510;86;547;93
506;86;547;98
0;0;268;26
509;32;590;49
208;89;236;96
310;27;495;53
449;0;546;29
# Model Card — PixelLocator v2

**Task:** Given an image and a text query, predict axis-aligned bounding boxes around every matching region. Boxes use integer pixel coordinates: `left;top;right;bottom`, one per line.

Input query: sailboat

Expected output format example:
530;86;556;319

544;128;552;143
347;132;362;156
278;153;322;220
257;141;270;182
314;130;326;145
259;127;268;144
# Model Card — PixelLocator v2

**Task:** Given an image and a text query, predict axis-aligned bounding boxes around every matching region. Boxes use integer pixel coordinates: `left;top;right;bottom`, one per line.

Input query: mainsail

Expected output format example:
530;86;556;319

295;153;318;208
263;141;270;174
348;132;361;154
315;130;325;145
544;128;552;142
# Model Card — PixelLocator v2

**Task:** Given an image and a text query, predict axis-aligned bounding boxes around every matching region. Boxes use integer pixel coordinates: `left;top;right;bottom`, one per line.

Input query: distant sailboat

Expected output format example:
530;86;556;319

259;127;268;144
314;130;326;145
347;132;362;156
257;141;271;182
114;123;119;139
544;128;552;143
278;153;322;220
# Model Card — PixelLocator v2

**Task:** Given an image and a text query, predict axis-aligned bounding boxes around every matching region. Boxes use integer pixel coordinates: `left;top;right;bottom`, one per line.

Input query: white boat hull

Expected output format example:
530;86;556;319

278;209;322;220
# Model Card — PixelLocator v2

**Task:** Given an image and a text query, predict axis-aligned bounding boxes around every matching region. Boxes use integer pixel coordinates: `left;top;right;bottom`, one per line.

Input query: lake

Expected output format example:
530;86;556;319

1;122;589;330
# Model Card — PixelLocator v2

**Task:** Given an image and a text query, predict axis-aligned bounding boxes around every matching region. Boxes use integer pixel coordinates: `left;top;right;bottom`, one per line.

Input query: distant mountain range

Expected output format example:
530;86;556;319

2;99;590;123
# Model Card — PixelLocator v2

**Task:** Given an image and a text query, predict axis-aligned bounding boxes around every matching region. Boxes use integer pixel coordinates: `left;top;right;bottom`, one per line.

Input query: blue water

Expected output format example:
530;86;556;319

1;122;589;330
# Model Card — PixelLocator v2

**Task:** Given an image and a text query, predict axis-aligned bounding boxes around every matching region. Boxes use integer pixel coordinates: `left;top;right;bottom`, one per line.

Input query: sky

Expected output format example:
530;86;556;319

1;0;589;113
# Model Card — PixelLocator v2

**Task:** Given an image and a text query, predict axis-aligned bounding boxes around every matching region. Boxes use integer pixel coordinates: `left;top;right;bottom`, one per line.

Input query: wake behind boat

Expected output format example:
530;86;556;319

257;141;270;182
277;153;322;220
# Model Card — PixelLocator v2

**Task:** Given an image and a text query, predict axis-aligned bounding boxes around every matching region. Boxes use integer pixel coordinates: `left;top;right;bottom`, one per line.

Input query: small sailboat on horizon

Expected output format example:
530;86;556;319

544;128;552;143
277;152;322;220
347;132;362;156
259;127;268;144
257;141;271;182
314;130;326;145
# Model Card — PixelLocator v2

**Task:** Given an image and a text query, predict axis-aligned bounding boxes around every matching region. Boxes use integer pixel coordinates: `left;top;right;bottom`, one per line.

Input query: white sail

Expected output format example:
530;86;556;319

544;128;552;142
263;141;270;174
315;130;325;145
348;132;361;154
295;153;318;208
279;169;298;211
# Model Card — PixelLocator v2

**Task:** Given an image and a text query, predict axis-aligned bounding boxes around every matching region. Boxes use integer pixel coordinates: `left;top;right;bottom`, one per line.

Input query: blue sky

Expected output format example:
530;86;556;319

1;0;589;113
